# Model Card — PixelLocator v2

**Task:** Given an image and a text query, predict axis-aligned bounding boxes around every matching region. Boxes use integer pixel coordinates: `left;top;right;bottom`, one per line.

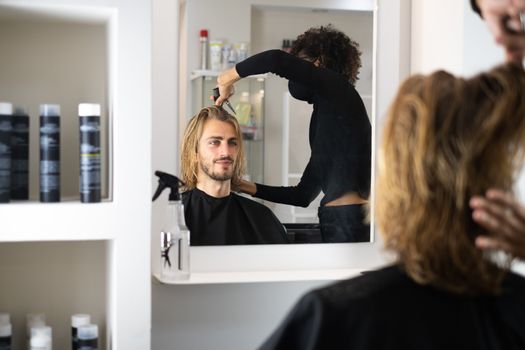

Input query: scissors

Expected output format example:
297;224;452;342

213;87;236;115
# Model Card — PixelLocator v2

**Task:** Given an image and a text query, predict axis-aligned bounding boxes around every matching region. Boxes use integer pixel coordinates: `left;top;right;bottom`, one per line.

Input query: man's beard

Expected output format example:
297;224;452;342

200;157;234;181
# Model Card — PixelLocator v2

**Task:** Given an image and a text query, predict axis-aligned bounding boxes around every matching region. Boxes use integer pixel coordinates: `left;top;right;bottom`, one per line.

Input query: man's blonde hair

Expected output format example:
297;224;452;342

376;64;525;294
180;106;246;191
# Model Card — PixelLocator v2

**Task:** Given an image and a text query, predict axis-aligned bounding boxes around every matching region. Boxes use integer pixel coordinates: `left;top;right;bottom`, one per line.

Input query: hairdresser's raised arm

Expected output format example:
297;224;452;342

215;67;240;106
470;189;525;260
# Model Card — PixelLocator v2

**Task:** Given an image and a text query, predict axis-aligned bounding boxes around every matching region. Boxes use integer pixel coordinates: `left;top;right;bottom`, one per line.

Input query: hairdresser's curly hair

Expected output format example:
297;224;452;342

291;24;362;86
376;63;525;295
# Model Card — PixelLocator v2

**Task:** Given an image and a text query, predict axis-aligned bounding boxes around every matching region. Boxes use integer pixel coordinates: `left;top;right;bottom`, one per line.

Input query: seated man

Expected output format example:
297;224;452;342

180;105;288;246
259;63;525;348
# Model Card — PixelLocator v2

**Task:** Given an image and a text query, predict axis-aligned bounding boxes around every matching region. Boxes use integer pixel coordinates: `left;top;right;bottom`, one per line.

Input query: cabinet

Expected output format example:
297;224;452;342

0;1;151;349
190;70;266;184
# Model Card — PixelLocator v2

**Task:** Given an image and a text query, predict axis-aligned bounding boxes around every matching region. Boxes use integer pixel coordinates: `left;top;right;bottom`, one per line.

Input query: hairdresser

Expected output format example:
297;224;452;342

215;25;371;243
471;0;525;63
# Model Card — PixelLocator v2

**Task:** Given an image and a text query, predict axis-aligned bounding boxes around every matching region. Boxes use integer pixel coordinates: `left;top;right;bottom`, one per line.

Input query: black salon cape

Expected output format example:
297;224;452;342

182;188;288;246
259;265;525;350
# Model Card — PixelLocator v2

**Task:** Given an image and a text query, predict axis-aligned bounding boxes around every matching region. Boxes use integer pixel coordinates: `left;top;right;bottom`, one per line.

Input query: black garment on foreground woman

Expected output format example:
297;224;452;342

259;265;525;350
236;49;371;243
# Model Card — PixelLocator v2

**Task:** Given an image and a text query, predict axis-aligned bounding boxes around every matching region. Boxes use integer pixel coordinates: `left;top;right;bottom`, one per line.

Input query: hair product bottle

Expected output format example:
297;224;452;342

77;324;98;350
152;171;190;281
29;326;51;350
209;40;223;71
39;104;60;202
11;106;30;200
79;104;101;203
0;313;11;350
199;29;209;70
71;314;91;349
26;313;45;349
0;102;13;203
235;42;249;61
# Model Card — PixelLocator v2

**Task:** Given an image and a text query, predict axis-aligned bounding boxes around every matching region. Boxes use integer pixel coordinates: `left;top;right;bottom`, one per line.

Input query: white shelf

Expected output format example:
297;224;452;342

153;268;364;285
0;201;117;241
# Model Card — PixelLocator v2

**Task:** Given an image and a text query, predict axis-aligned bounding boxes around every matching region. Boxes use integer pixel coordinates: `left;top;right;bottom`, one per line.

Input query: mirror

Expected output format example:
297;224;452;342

152;0;410;281
179;0;375;245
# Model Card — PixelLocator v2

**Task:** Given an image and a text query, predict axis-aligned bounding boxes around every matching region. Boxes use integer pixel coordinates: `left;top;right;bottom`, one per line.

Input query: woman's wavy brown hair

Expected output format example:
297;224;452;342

376;63;525;294
290;24;362;86
180;106;246;191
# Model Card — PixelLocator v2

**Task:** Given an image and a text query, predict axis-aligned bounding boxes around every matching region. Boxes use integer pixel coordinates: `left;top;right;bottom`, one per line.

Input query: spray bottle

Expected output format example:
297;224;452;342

152;170;190;281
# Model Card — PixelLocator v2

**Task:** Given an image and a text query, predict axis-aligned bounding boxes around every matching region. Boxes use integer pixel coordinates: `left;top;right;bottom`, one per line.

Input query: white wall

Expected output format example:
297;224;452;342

410;0;464;75
151;279;328;349
410;0;507;76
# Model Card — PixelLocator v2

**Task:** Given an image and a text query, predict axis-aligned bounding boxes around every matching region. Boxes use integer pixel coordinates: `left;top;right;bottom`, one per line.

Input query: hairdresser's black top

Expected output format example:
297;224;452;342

236;50;371;207
259;265;525;350
182;188;288;246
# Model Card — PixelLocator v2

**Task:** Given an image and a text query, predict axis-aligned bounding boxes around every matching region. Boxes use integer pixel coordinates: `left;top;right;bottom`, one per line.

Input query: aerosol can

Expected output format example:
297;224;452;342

152;171;190;281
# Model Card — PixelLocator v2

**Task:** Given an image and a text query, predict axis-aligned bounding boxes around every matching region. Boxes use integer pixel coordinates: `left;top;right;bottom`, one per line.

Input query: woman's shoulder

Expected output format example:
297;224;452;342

313;265;410;304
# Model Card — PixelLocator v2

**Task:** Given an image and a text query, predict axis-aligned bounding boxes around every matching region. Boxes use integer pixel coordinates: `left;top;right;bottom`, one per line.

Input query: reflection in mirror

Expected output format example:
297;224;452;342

183;1;374;245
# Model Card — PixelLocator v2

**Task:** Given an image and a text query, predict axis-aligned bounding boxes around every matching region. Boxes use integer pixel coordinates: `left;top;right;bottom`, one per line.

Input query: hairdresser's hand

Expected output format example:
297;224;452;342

215;67;241;106
476;0;525;63
470;189;525;259
238;179;257;196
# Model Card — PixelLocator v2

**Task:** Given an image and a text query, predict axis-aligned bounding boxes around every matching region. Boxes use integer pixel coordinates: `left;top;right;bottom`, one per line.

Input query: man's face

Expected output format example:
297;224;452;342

197;118;239;182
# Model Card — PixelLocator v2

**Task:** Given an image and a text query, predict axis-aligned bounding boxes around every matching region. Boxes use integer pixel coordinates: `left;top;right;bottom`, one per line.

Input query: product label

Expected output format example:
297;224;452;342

0;115;12;202
40;115;60;202
0;335;11;349
11;117;29;199
80;116;101;202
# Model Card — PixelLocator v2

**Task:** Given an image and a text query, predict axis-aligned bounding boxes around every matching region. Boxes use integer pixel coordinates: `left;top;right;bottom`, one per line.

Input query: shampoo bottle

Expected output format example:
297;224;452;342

0;102;13;203
78;103;101;203
29;326;51;350
199;29;209;70
26;313;45;350
39;104;60;202
11;106;30;200
0;313;11;350
71;314;91;349
152;171;190;281
77;324;98;350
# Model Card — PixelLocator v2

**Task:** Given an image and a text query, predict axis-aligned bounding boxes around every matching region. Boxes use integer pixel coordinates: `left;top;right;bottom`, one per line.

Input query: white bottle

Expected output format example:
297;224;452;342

209;40;223;71
29;326;51;350
235;42;249;62
72;314;91;349
221;44;232;69
153;171;190;281
27;313;46;349
160;199;190;281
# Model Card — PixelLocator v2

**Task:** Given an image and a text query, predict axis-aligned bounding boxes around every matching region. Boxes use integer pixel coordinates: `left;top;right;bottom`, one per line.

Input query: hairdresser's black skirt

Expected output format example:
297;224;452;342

318;204;370;243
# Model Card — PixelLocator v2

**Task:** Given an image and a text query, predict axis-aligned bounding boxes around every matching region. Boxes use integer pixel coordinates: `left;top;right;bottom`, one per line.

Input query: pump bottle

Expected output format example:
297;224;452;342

152;171;190;281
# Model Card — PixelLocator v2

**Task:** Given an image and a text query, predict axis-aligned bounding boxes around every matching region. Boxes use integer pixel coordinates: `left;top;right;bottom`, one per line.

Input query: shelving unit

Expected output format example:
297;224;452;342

0;0;151;349
154;268;363;285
